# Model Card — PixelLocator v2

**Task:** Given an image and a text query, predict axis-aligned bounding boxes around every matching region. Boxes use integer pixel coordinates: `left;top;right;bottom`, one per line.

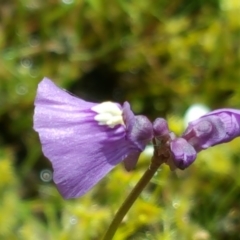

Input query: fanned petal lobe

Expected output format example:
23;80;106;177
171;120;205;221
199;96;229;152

34;78;152;199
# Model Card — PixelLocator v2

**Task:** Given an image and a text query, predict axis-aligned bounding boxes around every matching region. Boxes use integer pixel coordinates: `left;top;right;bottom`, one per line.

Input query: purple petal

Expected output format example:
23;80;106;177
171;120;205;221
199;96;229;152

34;78;152;198
182;109;240;151
153;118;169;136
123;152;141;171
126;115;153;150
170;138;197;169
122;103;153;170
205;109;240;142
123;102;153;149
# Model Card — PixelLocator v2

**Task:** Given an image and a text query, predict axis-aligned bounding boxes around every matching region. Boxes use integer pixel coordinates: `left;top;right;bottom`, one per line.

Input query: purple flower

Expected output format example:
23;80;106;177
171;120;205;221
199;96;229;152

153;109;240;170
152;118;196;170
182;109;240;152
34;78;153;199
34;78;240;196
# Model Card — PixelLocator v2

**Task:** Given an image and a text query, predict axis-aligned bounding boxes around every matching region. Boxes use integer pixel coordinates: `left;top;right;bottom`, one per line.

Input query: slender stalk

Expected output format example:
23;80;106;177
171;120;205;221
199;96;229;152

102;152;164;240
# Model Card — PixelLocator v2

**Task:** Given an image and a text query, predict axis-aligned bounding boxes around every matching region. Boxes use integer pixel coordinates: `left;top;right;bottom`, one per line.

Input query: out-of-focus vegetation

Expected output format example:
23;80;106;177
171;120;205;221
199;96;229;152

0;0;240;239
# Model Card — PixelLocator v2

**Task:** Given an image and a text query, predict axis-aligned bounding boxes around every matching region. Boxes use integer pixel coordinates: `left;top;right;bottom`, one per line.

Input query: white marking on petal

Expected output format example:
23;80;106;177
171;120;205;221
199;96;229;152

94;113;113;122
92;102;122;115
92;101;124;127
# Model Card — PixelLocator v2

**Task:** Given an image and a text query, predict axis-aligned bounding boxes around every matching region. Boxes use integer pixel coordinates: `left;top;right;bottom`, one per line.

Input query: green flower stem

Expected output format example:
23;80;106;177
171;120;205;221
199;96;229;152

102;150;165;240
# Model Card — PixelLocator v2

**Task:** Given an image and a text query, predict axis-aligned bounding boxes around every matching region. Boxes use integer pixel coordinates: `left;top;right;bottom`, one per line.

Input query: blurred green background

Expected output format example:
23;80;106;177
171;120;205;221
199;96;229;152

1;0;240;239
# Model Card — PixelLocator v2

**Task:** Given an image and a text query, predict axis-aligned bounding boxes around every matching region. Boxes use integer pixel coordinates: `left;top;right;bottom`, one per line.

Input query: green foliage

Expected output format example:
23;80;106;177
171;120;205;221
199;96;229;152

0;0;240;239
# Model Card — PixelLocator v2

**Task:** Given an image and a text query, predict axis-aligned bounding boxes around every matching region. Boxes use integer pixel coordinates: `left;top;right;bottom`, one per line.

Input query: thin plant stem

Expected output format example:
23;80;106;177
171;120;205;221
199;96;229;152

102;149;165;240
